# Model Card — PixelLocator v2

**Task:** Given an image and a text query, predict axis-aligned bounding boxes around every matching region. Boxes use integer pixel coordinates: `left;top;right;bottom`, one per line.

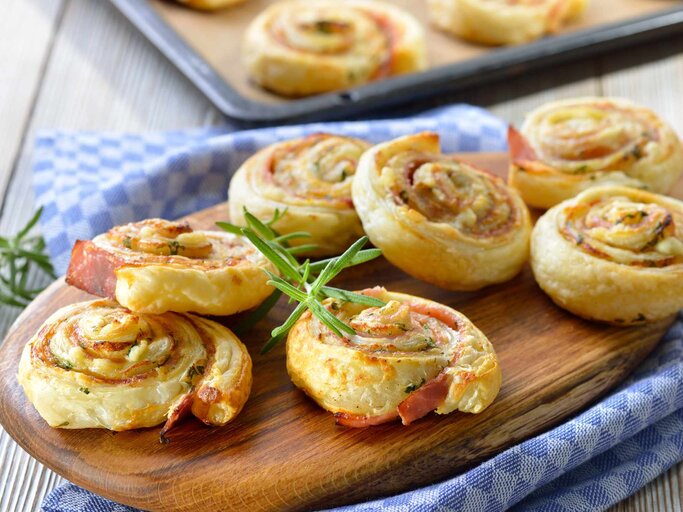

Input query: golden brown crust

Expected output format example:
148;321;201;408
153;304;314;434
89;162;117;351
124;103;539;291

509;97;683;209
242;0;427;96
228;133;369;256
17;299;252;432
352;132;531;290
66;219;275;316
286;288;502;426
428;0;588;45
531;186;683;324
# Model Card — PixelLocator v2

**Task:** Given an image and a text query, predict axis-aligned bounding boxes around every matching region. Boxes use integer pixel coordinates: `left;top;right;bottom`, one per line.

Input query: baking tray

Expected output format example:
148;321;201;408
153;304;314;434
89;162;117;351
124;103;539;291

109;0;683;123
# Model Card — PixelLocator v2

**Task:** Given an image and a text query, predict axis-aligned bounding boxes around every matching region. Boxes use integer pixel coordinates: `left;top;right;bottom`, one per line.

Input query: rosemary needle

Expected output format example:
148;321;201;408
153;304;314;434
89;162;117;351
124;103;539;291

0;207;56;308
217;208;383;353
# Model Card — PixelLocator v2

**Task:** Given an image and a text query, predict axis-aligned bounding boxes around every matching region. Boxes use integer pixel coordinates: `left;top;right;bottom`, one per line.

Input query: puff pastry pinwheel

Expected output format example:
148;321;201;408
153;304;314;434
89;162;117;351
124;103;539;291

352;132;531;290
242;0;427;96
17;299;252;432
228;133;369;257
427;0;587;46
66;219;275;316
509;97;683;209
287;288;502;426
532;186;683;325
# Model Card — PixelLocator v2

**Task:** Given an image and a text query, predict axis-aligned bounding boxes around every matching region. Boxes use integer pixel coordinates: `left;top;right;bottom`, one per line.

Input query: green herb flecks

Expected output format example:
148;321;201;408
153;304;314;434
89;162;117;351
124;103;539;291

187;364;205;380
167;240;183;256
0;207;56;308
79;387;90;395
217;208;384;353
405;378;426;394
55;358;73;370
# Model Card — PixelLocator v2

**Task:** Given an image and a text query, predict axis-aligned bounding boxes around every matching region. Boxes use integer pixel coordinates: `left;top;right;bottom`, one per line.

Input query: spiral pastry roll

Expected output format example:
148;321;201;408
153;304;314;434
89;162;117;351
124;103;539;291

242;0;427;96
428;0;588;46
66;219;275;316
287;288;501;426
509;97;683;209
532;186;683;324
17;299;252;432
353;132;531;290
229;133;369;257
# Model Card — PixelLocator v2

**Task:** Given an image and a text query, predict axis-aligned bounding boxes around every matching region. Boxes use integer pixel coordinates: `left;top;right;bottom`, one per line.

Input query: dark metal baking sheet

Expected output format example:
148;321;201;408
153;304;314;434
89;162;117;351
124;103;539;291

109;0;683;124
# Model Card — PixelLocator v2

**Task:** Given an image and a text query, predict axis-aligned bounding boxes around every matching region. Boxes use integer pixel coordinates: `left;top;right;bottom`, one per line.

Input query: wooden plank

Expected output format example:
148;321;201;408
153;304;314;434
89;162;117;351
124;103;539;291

0;154;675;512
484;60;601;126
600;38;683;136
0;0;223;337
600;37;683;512
0;0;222;510
0;4;67;507
0;0;64;208
0;3;681;510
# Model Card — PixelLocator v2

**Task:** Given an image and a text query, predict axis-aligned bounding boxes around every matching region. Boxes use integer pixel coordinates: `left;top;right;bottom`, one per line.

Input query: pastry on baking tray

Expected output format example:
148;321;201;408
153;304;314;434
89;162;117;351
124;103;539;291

17;299;252;432
242;0;427;96
229;133;369;257
427;0;588;46
174;0;246;10
509;97;683;209
66;219;275;316
287;288;502;426
531;186;683;325
352;132;531;291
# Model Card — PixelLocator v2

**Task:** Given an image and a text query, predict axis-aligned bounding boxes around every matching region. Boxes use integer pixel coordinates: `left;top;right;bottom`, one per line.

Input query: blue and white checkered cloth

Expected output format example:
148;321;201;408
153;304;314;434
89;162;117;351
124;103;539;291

33;105;683;512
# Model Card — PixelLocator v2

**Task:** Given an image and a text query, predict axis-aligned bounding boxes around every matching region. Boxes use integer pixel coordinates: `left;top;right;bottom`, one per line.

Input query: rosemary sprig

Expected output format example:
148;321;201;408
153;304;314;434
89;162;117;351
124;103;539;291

0;207;56;308
217;209;384;353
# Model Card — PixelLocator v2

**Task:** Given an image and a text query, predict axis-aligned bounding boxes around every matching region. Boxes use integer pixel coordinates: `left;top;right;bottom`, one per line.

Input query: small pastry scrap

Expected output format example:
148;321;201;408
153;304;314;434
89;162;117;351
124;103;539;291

427;0;588;46
174;0;246;10
242;0;427;96
352;132;531;291
509;97;683;209
531;186;683;325
66;219;275;316
287;288;502;426
229;133;369;256
17;299;252;432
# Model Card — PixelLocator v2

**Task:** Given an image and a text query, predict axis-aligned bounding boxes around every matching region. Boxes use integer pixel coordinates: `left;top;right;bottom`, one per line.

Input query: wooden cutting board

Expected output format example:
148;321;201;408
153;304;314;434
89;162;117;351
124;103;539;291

0;153;680;512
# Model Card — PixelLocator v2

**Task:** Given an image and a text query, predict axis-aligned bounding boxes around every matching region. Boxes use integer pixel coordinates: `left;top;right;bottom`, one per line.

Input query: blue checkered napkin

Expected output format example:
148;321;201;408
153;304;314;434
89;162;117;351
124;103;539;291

34;105;683;511
33;104;507;275
42;317;683;512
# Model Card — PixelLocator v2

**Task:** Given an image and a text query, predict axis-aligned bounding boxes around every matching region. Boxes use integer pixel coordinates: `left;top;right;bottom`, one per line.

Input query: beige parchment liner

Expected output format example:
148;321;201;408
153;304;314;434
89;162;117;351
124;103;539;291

150;0;680;103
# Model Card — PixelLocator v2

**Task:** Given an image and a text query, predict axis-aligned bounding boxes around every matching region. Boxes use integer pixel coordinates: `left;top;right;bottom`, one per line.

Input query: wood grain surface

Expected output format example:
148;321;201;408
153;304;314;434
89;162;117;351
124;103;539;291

0;153;677;511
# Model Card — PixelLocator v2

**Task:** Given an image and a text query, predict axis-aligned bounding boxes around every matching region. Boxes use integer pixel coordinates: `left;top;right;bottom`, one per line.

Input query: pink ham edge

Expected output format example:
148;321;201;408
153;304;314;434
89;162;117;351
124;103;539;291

397;372;452;426
507;125;539;163
65;240;119;299
334;410;399;428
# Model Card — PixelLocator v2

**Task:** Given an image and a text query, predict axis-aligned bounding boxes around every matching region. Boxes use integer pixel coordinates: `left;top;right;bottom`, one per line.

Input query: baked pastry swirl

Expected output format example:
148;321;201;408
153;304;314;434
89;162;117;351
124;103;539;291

66;219;275;316
532;186;683;324
427;0;588;46
287;288;501;426
17;299;252;432
242;0;427;96
509;97;683;209
229;133;369;256
352;132;531;290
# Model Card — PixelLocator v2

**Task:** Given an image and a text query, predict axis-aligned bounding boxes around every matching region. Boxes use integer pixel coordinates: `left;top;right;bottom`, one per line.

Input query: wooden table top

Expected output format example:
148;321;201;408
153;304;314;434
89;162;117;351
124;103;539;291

0;1;681;510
